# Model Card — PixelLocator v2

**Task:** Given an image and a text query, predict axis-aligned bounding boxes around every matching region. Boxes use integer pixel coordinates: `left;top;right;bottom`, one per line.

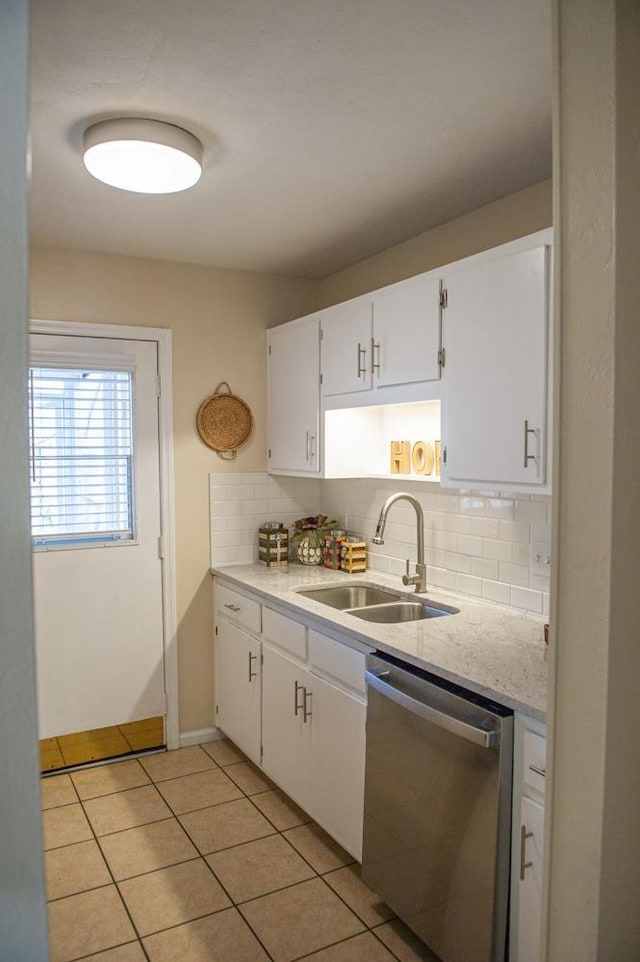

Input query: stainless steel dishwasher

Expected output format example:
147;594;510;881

362;651;513;962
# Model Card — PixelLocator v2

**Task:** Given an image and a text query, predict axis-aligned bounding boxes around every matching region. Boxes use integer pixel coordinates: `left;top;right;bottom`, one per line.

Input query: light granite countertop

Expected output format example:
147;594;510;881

210;562;548;722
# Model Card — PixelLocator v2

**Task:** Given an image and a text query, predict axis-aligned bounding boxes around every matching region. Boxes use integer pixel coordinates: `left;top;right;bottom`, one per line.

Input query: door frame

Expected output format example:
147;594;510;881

29;319;179;750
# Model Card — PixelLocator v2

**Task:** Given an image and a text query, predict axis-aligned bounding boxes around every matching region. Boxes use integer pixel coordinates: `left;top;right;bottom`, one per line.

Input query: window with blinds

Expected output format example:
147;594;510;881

28;366;135;548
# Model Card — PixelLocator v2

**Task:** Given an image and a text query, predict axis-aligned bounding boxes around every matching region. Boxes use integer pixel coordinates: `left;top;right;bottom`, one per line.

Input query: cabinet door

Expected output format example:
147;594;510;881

268;319;320;473
308;672;366;860
261;646;312;812
372;276;441;388
517;795;544;962
321;300;372;396
443;245;549;487
214;620;261;764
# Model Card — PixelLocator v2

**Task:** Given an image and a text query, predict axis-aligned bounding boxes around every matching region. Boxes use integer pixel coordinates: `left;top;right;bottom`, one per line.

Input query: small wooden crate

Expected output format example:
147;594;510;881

258;524;289;566
340;539;367;574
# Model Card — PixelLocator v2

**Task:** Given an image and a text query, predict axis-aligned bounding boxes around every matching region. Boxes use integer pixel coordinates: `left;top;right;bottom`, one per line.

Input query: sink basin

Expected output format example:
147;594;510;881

296;583;459;623
296;584;403;610
351;601;458;623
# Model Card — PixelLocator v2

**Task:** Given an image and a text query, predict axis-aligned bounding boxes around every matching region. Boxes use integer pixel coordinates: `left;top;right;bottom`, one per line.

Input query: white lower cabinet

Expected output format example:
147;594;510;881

511;716;547;962
261;645;313;815
214;579;368;861
214;618;261;765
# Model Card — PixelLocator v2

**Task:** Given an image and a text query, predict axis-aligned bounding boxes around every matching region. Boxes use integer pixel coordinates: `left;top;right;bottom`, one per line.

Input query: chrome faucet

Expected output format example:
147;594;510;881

372;492;427;593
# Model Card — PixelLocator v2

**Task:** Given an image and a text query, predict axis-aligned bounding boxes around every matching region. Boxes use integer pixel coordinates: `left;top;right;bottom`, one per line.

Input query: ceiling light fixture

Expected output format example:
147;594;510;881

83;118;203;194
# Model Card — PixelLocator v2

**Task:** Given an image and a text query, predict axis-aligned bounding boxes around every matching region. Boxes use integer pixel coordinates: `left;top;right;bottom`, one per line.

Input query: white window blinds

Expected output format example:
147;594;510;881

28;366;135;547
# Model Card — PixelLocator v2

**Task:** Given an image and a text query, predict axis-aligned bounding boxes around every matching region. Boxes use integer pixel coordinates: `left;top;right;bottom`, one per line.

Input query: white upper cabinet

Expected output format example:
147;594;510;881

320;300;372;396
321;276;442;399
267;317;321;475
441;240;550;490
371;276;442;388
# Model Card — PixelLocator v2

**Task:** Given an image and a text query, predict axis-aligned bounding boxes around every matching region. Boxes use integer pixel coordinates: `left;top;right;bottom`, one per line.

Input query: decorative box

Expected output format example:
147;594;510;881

340;537;367;574
258;522;289;567
322;530;347;569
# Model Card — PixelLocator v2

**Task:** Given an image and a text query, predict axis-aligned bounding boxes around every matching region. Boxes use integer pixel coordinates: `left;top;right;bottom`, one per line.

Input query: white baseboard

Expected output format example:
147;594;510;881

179;727;225;748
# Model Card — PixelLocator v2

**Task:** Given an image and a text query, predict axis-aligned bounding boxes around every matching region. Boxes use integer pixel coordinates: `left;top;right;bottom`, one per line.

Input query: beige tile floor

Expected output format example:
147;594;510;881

42;739;439;962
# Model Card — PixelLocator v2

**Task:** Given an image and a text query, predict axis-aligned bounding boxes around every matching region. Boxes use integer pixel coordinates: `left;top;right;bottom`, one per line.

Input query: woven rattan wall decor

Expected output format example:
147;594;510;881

196;381;253;459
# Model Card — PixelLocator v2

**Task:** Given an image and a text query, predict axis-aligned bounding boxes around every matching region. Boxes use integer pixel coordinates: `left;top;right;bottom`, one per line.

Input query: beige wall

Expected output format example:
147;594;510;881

546;1;640;958
317;178;552;305
30;246;318;733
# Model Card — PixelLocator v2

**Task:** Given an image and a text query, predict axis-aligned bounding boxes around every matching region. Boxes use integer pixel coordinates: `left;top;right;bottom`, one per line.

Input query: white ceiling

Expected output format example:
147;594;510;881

29;0;551;279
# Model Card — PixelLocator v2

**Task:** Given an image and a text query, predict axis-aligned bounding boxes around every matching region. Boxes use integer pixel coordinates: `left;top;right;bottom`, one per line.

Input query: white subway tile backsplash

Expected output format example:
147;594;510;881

482;580;512;605
444;552;474;574
498;520;530;543
454;534;485;557
511;543;531;567
445;514;473;535
510;586;544;613
515;500;549;524
455;573;483;597
471;517;501;539
210;473;551;615
429;567;458;591
485;498;515;520
498;562;530;587
471;558;499;581
482;539;513;562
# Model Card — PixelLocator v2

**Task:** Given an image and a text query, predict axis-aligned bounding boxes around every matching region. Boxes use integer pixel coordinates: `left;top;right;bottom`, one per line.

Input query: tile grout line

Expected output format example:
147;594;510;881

43;742;413;962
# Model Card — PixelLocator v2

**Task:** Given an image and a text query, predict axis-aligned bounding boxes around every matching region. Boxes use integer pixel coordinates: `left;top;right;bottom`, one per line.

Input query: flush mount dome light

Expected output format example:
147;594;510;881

83;118;203;194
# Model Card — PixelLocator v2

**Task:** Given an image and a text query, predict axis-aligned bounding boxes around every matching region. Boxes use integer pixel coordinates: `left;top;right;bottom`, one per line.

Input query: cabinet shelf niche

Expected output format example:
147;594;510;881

323;400;441;481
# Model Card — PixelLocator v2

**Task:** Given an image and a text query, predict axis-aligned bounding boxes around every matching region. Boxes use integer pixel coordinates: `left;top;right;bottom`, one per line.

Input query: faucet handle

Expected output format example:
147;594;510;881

402;559;416;586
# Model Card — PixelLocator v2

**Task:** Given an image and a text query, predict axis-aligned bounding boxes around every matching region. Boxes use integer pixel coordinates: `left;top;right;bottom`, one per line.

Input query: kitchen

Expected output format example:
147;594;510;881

2;2;640;962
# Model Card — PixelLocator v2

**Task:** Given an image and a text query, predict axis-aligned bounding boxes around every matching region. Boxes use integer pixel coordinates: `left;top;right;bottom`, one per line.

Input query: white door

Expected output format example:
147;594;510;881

214;619;261;764
320;300;372;396
267;319;321;473
442;245;548;487
30;332;166;739
372;277;441;388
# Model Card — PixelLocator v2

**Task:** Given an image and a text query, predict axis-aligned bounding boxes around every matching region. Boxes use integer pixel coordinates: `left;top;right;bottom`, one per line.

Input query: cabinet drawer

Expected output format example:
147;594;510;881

308;629;367;696
523;730;547;797
263;607;307;660
216;583;261;635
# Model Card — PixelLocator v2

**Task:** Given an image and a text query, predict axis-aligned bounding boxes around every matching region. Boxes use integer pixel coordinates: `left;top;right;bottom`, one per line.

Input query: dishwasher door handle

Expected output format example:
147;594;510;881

365;669;500;748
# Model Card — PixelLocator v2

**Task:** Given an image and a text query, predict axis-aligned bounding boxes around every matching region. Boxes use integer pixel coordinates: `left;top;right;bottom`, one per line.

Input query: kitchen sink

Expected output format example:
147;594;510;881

351;600;458;623
296;583;459;623
296;584;403;610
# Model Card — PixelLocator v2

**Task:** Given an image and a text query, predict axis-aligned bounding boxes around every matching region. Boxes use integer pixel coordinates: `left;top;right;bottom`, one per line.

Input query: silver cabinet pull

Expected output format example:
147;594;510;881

520;824;534;880
224;603;241;613
371;337;381;375
308;432;316;462
302;687;312;723
357;342;367;378
294;680;305;716
523;419;537;467
305;430;310;461
248;651;257;682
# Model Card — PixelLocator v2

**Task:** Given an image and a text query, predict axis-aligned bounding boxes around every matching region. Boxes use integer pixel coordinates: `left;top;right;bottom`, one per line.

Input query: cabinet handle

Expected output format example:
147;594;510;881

305;430;310;462
294;680;305;716
302;687;312;723
224;603;241;613
357;342;367;378
371;337;381;376
529;764;546;778
248;651;257;682
520;824;534;880
308;432;316;461
523;419;537;468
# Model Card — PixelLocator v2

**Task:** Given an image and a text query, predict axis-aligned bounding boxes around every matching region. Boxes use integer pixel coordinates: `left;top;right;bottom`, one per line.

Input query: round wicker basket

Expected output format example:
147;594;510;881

196;382;253;459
